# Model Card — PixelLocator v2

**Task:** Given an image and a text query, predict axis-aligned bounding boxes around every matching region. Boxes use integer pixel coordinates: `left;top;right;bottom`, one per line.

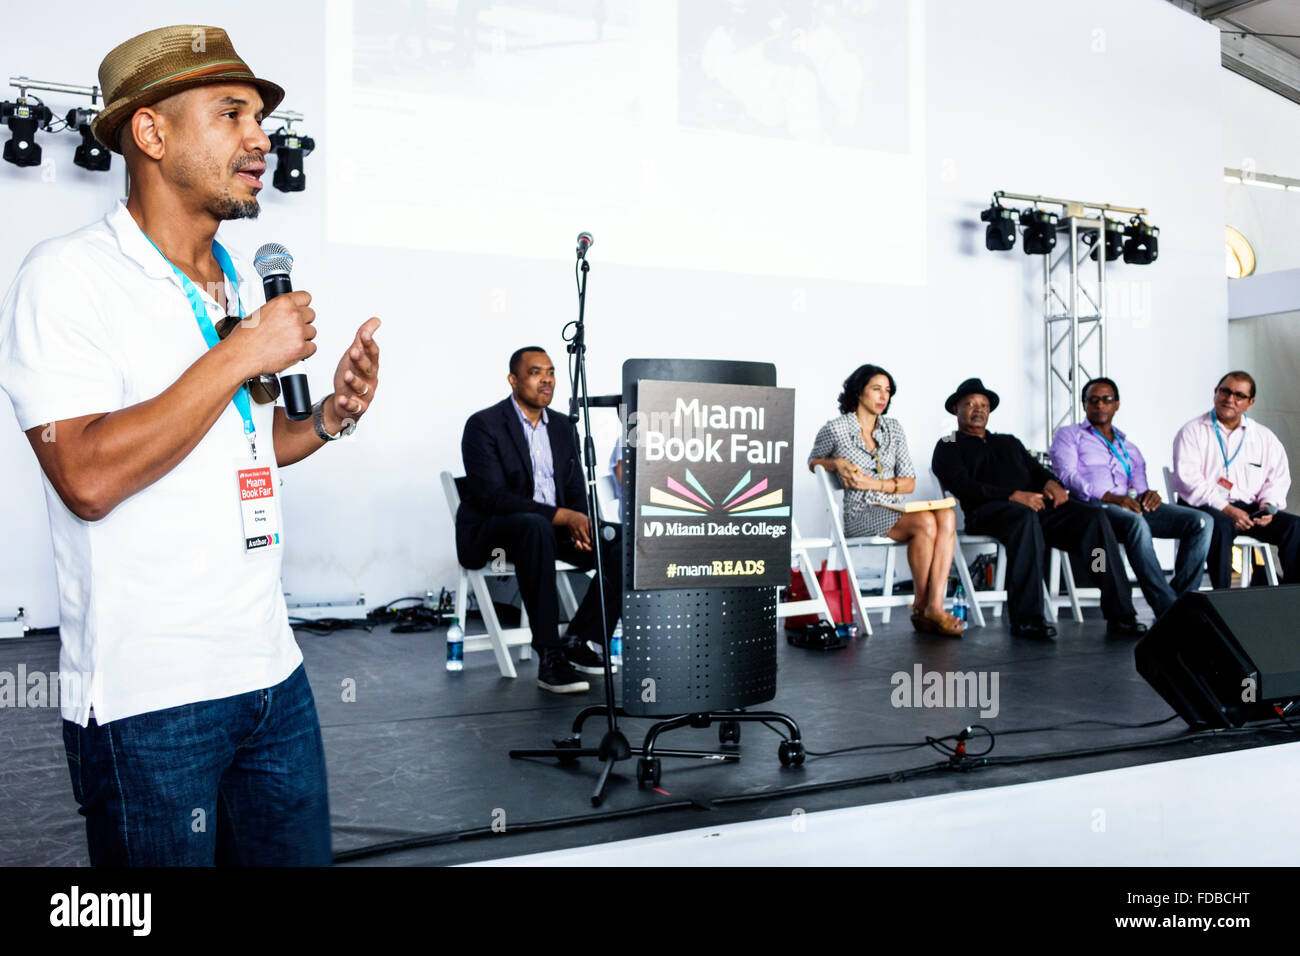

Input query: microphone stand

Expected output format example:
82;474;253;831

509;244;630;806
571;253;631;801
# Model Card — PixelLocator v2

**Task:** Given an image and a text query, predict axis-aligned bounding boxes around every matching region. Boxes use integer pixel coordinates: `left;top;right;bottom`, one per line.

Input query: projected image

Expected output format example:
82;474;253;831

352;0;639;116
679;0;909;149
327;0;926;284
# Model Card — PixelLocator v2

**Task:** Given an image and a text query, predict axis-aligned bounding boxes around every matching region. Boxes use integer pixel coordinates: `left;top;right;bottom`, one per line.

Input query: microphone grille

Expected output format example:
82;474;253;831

253;242;294;278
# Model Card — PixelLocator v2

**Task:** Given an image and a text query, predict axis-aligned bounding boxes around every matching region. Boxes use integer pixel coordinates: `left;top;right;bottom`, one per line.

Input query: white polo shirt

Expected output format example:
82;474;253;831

0;200;301;726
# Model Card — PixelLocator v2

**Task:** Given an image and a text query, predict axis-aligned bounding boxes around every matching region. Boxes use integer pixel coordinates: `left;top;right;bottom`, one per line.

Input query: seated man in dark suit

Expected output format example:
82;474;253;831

456;346;622;693
930;377;1146;641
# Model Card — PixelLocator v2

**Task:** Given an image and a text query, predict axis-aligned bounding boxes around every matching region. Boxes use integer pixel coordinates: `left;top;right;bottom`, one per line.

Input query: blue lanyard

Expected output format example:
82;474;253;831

142;233;259;459
1090;426;1132;483
1210;411;1245;474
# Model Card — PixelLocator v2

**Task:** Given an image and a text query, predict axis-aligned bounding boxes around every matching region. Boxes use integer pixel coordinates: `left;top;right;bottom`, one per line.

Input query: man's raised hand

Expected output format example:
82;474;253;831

325;317;381;433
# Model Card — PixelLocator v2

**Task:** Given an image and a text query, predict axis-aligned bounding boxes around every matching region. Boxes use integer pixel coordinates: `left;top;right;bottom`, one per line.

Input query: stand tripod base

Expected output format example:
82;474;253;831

511;726;633;806
509;706;803;802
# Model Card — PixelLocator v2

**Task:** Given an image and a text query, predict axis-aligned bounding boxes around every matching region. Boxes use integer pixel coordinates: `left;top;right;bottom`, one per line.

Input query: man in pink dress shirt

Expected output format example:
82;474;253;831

1172;371;1298;587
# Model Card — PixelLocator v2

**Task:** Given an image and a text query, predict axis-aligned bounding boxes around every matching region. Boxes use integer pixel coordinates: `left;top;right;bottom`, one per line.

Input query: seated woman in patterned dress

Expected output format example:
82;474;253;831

808;364;962;635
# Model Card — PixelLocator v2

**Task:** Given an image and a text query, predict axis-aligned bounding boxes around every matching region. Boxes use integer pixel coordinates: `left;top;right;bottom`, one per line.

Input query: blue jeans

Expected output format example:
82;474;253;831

62;663;331;866
1099;501;1212;617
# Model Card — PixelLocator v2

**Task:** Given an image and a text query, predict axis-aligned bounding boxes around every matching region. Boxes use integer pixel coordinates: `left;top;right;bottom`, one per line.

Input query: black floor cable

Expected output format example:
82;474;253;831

289;617;374;633
333;799;700;864
290;597;463;636
711;721;1299;807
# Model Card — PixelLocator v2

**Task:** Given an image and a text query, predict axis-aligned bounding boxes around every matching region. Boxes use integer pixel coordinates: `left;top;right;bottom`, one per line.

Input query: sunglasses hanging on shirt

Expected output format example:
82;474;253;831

214;315;282;404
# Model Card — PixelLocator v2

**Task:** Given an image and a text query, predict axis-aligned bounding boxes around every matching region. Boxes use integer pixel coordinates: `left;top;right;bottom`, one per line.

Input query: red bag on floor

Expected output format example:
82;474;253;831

785;562;854;628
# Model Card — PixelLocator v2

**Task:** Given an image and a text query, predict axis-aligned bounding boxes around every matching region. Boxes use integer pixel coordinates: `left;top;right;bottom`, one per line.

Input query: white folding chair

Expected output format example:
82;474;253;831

441;472;581;678
777;520;837;628
814;465;941;635
947;514;1007;628
1045;549;1089;622
1162;466;1278;587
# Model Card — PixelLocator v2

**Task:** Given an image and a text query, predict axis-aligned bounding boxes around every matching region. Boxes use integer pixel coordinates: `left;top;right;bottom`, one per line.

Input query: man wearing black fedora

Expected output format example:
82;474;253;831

0;25;380;865
931;378;1145;640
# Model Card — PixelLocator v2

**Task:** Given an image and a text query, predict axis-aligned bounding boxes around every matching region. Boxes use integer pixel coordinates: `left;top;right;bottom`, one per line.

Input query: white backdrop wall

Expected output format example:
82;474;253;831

1222;68;1300;508
0;0;1224;627
1223;68;1300;275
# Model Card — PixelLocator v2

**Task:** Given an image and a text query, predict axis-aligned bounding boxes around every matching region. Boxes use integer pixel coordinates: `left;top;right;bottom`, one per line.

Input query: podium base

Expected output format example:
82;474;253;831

509;706;803;803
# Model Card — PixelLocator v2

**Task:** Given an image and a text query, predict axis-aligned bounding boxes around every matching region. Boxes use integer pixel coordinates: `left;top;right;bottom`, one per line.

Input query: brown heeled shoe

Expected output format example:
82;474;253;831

910;605;937;634
924;607;965;637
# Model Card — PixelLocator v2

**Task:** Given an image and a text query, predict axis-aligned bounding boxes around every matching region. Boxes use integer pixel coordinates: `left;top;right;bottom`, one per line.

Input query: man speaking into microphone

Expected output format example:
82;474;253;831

0;25;380;865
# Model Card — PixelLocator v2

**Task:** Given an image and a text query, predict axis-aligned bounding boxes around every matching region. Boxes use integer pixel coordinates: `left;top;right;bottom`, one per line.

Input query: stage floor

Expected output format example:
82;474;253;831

1;604;1293;866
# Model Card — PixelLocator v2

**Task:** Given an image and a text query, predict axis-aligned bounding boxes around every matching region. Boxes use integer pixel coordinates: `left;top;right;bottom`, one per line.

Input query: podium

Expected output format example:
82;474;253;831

511;359;804;799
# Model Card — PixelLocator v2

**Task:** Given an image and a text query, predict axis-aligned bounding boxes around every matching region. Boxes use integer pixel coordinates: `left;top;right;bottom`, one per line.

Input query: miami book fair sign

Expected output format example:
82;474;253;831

631;379;795;590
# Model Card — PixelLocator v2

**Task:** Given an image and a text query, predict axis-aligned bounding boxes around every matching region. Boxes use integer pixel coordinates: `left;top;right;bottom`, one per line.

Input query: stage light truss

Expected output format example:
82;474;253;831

989;191;1153;446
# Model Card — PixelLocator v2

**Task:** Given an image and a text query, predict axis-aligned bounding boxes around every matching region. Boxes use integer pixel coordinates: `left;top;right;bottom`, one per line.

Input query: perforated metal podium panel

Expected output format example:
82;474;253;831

618;359;782;715
620;586;778;716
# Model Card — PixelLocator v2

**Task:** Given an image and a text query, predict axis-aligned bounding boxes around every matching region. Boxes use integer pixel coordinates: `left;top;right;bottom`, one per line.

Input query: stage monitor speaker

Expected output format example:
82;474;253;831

1134;585;1300;729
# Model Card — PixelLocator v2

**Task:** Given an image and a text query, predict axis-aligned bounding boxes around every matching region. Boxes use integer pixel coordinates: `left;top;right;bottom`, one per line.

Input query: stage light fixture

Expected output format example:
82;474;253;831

66;108;111;172
2;98;52;167
1020;208;1058;255
1084;217;1124;262
1122;216;1158;265
269;129;315;192
980;202;1018;251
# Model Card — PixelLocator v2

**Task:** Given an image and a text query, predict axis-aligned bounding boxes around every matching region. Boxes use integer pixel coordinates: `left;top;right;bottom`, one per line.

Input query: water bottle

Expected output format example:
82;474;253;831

445;618;464;672
952;585;968;629
610;619;623;667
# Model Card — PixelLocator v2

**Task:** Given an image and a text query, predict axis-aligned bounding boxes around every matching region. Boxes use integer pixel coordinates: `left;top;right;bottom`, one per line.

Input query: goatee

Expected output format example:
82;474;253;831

209;196;261;220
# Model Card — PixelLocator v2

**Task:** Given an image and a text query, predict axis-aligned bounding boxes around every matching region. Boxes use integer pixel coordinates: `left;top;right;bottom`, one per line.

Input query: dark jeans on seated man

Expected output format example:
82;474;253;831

965;500;1136;627
1186;500;1300;588
469;514;622;652
1098;502;1212;616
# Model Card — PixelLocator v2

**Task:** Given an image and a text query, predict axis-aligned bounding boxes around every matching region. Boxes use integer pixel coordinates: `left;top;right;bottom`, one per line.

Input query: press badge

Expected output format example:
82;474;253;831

237;465;283;552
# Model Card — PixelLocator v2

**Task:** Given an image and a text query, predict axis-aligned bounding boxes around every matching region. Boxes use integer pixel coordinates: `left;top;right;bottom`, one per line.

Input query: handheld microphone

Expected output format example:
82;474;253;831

1251;503;1278;519
254;242;312;421
576;232;594;259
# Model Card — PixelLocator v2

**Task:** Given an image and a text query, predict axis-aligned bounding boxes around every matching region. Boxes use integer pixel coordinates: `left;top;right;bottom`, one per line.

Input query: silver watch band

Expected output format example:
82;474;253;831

313;397;342;441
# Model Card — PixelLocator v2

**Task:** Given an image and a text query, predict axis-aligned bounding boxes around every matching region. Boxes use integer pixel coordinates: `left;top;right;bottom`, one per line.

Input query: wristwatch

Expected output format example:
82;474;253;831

312;395;349;441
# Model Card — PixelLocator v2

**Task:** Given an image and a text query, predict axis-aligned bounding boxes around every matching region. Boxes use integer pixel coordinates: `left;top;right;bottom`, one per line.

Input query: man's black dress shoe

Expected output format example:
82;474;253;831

1011;620;1057;640
564;640;614;676
1106;617;1148;637
537;650;590;694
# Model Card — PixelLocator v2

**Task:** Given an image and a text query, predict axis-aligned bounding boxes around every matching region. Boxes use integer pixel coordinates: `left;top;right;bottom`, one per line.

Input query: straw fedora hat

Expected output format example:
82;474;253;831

92;25;284;153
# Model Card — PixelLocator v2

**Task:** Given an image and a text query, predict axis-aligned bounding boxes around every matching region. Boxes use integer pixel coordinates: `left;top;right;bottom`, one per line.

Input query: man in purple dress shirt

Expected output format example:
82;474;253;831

1050;378;1211;617
1172;371;1299;588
